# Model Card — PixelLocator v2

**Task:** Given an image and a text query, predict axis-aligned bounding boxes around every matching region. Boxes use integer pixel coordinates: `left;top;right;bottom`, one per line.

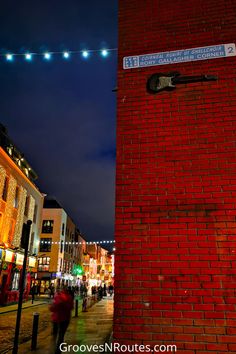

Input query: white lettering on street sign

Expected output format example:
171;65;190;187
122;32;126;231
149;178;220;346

123;43;236;69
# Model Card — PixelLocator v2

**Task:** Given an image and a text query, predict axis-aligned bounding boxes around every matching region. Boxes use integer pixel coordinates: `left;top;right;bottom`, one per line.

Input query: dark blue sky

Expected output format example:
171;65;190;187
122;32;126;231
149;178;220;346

0;1;118;242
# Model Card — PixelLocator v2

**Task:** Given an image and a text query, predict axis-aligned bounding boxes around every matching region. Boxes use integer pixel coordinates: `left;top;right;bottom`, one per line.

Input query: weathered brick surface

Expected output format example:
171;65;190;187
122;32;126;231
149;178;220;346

114;0;236;352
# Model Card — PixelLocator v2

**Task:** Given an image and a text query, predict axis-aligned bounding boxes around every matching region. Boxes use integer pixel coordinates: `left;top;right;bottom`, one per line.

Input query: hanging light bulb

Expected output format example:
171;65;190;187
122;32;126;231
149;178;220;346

101;49;108;57
25;53;32;61
63;51;70;59
6;54;13;61
44;52;51;60
82;50;89;58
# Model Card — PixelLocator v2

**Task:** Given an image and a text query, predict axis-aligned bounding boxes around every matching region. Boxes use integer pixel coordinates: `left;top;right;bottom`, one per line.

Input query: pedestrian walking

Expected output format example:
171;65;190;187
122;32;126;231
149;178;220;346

68;286;75;299
82;284;88;312
91;286;96;300
103;283;107;297
31;284;36;304
49;284;55;298
49;286;74;354
98;285;103;300
108;284;114;297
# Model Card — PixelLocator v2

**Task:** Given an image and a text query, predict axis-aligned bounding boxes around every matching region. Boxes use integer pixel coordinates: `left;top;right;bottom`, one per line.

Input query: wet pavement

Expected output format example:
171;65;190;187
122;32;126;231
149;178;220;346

7;297;114;354
0;298;47;314
0;299;51;354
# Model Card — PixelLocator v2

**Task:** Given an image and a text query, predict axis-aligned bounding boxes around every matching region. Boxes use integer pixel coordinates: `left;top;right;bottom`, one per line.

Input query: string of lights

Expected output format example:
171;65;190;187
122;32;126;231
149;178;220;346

39;240;115;245
2;47;118;62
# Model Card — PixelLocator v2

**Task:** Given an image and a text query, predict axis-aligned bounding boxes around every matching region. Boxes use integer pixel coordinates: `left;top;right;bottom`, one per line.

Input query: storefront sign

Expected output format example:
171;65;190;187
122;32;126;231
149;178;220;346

28;256;36;268
123;43;236;69
16;253;24;265
5;249;14;263
37;272;51;279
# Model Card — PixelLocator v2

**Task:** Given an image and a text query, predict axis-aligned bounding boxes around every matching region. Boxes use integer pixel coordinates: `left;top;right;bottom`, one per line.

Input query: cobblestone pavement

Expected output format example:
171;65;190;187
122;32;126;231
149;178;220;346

0;301;51;353
15;297;114;354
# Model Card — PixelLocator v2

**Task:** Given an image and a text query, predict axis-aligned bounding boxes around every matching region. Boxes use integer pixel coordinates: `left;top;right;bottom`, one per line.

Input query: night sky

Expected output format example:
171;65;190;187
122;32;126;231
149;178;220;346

0;1;118;243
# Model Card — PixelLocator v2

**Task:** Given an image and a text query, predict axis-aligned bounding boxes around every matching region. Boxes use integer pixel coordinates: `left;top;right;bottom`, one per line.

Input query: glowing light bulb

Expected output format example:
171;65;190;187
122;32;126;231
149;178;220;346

25;53;32;61
6;54;13;61
101;49;108;57
44;52;51;60
63;51;70;59
82;50;89;58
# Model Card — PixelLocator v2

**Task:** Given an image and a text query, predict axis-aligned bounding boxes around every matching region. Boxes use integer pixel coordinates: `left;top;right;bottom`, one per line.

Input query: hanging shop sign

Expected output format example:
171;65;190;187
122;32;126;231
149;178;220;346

123;43;236;69
16;253;24;266
5;249;14;263
28;256;36;268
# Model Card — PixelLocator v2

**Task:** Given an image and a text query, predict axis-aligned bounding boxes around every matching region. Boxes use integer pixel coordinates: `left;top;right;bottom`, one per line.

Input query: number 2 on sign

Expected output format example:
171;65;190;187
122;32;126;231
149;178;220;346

225;43;236;56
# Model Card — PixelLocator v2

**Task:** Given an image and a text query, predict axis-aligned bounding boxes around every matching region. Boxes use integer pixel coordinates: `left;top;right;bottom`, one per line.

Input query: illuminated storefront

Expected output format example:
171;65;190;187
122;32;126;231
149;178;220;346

0;247;37;305
0;124;44;305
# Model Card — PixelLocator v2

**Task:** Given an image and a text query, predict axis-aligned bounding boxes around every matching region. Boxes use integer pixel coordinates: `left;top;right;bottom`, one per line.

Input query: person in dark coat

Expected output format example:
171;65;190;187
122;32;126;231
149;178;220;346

103;284;107;297
31;284;36;304
98;285;103;300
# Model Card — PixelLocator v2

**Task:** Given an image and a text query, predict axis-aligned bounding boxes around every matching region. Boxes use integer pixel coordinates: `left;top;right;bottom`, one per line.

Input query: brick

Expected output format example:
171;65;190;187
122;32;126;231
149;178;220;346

206;343;228;351
115;0;236;350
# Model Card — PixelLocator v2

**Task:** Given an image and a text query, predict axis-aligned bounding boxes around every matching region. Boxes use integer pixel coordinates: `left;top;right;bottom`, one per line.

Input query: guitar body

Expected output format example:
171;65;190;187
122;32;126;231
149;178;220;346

147;72;180;93
147;72;217;94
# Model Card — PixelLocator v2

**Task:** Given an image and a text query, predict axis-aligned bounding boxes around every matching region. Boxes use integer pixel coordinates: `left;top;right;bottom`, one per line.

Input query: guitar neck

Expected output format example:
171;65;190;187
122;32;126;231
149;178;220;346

173;75;217;84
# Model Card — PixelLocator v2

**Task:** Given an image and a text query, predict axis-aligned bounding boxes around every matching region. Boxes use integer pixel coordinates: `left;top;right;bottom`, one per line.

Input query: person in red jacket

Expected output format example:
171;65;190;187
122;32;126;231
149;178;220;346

49;286;74;354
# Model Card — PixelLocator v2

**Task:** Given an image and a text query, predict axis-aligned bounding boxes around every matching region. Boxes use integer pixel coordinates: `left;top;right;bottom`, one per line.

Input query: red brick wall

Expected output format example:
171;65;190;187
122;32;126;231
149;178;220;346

114;1;236;352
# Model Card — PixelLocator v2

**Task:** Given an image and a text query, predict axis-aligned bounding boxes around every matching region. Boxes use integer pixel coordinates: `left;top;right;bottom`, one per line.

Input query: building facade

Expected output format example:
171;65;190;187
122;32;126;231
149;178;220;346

36;199;67;293
86;244;113;289
0;124;43;305
37;198;87;292
115;1;236;352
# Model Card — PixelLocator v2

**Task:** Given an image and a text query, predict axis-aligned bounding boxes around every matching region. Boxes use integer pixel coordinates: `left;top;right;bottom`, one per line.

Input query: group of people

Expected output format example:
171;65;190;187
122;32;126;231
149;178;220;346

91;283;114;300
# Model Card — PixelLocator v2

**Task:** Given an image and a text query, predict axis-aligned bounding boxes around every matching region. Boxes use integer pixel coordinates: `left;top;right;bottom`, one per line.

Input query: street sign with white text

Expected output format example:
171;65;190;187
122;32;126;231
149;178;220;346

123;43;236;69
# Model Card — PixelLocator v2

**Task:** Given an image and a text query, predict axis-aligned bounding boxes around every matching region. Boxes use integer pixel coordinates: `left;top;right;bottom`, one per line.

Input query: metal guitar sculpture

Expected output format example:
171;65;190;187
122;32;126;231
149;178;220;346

147;72;217;93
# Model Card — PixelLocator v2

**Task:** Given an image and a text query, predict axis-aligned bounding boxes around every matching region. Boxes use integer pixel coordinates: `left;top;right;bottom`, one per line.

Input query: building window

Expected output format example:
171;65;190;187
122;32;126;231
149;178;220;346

24;196;29;216
14;186;19;208
62;223;65;236
2;176;9;201
8;219;15;244
39;238;52;252
11;272;20;290
29;232;35;254
33;204;38;223
60;240;64;253
38;257;50;271
42;220;54;234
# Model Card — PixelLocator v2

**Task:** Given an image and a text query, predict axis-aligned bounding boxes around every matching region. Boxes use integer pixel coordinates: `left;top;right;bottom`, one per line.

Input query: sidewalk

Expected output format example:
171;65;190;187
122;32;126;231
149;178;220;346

15;297;114;354
0;299;48;314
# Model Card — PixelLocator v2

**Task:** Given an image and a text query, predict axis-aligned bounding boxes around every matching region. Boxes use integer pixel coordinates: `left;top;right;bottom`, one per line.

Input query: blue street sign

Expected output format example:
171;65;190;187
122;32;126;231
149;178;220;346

123;43;236;69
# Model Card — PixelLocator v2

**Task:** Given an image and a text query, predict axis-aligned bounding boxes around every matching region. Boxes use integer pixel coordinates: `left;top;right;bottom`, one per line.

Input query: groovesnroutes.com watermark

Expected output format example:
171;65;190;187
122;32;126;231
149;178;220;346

60;342;177;353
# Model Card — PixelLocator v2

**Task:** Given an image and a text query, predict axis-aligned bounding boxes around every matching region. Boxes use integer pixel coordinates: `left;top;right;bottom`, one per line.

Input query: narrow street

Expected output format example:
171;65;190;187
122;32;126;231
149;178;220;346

0;297;113;354
0;300;51;353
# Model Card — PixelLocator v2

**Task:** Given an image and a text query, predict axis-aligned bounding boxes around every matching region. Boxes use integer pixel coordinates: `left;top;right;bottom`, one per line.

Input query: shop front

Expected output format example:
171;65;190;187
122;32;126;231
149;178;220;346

0;248;34;305
36;271;51;294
